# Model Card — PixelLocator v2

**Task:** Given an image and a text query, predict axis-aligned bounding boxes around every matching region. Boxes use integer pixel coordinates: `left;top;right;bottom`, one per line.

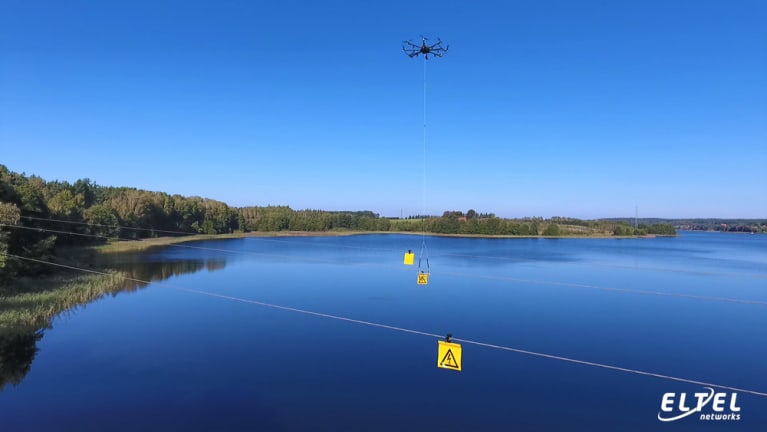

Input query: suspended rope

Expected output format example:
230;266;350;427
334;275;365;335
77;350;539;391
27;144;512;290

19;215;191;236
3;251;766;398
2;223;766;305
0;223;121;240
11;216;767;280
9;216;767;279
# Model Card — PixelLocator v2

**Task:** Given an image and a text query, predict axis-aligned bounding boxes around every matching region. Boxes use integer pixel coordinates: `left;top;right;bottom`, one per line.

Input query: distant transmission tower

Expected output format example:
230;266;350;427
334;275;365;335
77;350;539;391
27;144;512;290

635;206;638;229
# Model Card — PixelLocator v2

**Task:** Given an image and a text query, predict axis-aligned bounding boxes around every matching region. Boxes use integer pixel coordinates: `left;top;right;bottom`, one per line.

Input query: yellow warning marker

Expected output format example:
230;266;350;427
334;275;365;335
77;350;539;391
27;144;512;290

404;251;415;265
437;338;462;371
417;272;429;285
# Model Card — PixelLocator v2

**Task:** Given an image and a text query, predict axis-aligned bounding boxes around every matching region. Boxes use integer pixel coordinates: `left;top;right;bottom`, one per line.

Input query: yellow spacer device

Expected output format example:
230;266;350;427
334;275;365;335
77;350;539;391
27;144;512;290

417;272;429;285
403;251;415;265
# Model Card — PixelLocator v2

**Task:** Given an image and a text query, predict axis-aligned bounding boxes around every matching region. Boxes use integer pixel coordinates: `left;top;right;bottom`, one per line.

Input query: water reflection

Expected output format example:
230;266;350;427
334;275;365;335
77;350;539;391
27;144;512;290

0;330;43;391
0;256;225;391
107;259;227;292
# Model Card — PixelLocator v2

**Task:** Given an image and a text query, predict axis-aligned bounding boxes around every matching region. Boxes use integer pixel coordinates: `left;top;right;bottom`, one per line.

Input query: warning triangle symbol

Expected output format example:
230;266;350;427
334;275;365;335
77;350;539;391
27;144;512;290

440;349;460;369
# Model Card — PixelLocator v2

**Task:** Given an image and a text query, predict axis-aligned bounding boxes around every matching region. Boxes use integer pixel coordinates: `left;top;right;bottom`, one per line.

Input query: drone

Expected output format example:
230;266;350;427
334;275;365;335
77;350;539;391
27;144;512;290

402;36;448;59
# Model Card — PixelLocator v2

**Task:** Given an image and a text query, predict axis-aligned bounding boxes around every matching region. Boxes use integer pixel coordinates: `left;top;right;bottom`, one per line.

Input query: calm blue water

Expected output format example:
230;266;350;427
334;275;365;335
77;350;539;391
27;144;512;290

1;231;766;431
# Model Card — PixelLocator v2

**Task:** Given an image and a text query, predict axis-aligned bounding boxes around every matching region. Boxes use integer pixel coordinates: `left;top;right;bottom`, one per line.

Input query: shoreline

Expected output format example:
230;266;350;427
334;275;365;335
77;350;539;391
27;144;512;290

95;230;676;253
2;229;675;333
94;230;367;253
385;231;674;240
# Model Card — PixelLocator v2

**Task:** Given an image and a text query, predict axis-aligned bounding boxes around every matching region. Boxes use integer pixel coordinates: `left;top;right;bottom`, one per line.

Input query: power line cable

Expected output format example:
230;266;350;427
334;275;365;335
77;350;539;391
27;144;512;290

439;270;767;306
2;223;765;306
20;215;191;236
2;252;766;398
20;215;767;280
0;223;121;240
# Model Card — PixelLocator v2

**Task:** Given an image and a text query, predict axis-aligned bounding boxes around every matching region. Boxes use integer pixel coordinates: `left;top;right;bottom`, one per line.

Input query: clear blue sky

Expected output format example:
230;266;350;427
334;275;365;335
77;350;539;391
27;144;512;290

1;0;765;219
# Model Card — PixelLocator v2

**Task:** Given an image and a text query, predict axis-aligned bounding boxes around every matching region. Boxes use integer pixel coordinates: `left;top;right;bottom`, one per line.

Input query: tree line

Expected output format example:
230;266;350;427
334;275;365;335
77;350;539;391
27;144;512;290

0;165;676;283
1;165;241;281
604;218;766;233
237;207;390;232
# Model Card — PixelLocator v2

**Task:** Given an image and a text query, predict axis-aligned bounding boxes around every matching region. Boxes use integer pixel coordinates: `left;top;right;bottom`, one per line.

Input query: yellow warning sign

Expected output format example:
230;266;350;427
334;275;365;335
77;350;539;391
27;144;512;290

404;251;415;265
437;340;462;371
417;272;429;285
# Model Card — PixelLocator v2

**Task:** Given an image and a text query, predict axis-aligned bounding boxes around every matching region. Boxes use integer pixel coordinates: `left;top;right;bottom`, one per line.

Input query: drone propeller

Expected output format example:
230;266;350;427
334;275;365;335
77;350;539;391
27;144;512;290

429;38;447;49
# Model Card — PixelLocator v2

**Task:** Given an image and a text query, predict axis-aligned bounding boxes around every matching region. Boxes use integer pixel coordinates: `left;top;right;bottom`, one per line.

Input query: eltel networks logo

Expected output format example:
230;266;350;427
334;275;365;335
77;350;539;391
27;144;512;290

657;387;741;422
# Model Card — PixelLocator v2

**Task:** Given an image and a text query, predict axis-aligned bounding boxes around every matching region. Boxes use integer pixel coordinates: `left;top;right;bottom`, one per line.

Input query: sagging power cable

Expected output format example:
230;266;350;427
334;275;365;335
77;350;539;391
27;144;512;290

1;223;766;306
2;251;766;398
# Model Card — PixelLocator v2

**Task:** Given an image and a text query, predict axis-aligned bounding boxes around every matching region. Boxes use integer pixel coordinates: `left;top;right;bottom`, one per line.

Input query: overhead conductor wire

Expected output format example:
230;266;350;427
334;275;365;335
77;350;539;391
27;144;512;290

2;222;766;305
2;251;767;398
15;215;767;280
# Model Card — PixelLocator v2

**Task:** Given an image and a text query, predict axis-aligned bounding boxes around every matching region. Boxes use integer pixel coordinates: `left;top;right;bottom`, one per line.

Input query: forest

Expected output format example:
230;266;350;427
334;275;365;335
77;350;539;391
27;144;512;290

1;165;677;283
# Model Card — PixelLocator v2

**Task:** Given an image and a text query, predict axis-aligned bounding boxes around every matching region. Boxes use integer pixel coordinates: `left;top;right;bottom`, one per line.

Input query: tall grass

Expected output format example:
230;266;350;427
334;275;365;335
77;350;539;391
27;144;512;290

0;273;129;334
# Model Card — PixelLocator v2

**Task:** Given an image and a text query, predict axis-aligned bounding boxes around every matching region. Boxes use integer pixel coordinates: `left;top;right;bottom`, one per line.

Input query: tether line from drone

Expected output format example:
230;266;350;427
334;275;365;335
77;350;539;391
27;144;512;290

2;252;767;398
402;35;449;282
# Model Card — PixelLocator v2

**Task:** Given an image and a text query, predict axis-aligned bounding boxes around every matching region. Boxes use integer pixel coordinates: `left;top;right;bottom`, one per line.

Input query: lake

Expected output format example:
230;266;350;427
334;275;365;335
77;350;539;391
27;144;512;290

1;231;766;431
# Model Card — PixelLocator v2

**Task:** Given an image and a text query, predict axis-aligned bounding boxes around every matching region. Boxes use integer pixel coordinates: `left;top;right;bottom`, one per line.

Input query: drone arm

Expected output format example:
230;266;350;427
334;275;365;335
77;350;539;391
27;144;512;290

402;37;447;59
